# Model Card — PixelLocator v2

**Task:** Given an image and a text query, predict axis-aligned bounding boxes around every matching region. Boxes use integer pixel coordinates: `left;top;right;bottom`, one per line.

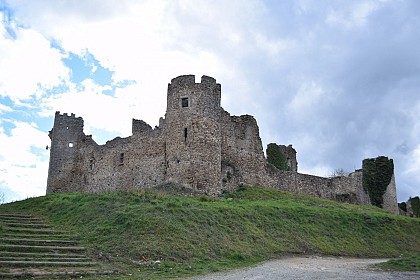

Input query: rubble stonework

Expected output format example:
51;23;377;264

47;75;398;213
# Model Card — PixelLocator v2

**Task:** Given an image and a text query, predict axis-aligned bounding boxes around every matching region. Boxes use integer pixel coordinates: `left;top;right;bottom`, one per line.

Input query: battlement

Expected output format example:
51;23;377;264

55;111;82;120
54;111;83;127
200;75;217;85
169;75;196;87
166;75;221;117
168;75;220;92
51;111;84;137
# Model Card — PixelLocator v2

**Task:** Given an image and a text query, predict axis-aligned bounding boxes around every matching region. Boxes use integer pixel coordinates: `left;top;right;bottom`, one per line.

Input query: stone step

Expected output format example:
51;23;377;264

0;268;116;278
2;232;75;239
0;237;79;246
0;212;117;277
0;213;38;218
0;256;92;262
2;222;53;229
0;244;86;253
0;251;87;258
0;260;98;267
0;216;44;224
3;227;69;235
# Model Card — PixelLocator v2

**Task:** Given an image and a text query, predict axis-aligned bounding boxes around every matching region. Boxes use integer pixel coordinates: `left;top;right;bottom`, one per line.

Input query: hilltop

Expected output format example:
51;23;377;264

1;185;419;279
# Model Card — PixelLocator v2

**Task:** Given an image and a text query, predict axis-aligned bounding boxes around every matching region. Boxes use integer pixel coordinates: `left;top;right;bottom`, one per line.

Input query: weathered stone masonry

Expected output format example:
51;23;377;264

47;75;398;213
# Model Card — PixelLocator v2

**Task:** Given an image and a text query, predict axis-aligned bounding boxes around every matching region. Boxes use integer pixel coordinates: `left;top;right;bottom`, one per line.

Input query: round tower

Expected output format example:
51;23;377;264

46;111;85;193
164;75;222;194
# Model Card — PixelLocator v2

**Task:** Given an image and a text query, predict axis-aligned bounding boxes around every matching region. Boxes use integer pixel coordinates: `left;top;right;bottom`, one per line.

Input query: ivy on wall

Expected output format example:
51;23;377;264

398;202;407;213
362;156;394;208
266;143;288;171
409;196;420;217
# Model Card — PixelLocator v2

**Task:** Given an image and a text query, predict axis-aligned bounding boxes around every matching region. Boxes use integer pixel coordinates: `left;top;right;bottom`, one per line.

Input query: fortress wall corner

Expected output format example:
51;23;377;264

382;174;399;214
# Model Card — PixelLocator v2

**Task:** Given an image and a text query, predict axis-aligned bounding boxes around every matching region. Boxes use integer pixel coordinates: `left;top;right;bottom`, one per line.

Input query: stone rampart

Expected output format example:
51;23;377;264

46;75;398;213
265;165;370;204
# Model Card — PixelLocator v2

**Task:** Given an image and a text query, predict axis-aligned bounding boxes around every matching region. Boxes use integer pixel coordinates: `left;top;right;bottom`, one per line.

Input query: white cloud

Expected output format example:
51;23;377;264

0;103;13;114
299;164;333;178
0;14;69;101
254;33;296;57
0;121;49;199
287;80;326;116
325;1;383;29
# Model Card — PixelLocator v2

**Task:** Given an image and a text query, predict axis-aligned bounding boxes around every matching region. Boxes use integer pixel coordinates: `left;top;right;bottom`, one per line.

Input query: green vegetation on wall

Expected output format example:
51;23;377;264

266;143;288;171
362;156;394;208
398;202;407;213
409;196;420;217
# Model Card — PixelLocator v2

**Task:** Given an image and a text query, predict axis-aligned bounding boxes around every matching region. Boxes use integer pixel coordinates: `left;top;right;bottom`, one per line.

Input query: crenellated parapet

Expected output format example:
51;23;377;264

166;75;221;120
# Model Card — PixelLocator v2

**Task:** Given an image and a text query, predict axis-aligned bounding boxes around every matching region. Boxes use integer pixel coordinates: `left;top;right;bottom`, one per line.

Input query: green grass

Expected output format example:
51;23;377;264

375;255;420;271
1;185;419;279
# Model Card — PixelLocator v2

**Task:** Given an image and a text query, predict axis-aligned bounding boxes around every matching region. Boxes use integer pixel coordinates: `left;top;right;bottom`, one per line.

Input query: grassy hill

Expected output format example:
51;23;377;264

1;185;419;279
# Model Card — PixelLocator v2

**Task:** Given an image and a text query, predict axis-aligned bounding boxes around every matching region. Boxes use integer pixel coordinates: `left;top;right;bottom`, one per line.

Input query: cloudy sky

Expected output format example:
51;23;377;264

1;0;419;203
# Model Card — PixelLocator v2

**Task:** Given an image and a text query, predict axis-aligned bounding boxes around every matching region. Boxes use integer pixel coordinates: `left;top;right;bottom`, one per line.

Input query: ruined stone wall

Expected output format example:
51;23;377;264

79;133;166;193
347;171;371;205
47;114;167;195
278;144;298;171
220;111;268;191
132;119;153;135
265;166;369;204
382;174;399;214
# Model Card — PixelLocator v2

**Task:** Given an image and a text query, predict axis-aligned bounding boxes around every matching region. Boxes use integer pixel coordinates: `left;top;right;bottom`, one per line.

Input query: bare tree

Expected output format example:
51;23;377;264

329;168;349;177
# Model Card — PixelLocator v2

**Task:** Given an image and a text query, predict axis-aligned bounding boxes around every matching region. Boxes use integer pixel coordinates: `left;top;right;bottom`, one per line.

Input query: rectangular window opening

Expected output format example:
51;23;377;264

119;153;124;164
181;97;189;108
68;142;74;148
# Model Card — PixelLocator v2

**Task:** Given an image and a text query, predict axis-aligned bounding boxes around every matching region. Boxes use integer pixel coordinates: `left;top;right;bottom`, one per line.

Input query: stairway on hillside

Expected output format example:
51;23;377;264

0;213;115;278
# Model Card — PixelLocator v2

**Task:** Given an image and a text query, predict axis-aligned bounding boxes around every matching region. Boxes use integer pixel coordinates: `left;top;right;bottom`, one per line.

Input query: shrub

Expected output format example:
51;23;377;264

362;156;394;208
266;143;288;171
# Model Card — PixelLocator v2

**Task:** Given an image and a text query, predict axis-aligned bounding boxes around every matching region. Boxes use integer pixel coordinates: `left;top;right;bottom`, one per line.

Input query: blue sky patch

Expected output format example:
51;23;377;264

62;51;114;87
0;5;16;39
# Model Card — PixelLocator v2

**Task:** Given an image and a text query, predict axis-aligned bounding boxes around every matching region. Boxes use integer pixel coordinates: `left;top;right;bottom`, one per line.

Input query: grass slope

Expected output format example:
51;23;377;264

1;185;419;279
376;255;420;271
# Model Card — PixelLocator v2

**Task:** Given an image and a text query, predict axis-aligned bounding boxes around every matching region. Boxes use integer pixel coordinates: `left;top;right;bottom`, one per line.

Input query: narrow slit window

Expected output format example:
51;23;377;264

119;153;124;164
184;128;188;142
181;97;189;108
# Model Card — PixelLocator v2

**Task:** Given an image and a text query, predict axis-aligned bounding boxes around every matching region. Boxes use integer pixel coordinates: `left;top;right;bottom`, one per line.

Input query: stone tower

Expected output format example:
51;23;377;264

47;112;85;193
164;75;222;194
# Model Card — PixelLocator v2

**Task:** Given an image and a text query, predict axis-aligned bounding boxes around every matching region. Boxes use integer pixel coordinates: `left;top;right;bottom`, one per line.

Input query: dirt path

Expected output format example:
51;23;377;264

185;256;419;280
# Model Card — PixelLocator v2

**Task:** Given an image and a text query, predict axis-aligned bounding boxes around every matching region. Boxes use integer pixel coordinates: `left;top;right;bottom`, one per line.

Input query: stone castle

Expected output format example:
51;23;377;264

46;75;399;214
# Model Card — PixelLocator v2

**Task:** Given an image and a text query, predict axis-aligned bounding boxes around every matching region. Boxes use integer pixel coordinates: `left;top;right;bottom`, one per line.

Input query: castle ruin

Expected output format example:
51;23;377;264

47;75;399;214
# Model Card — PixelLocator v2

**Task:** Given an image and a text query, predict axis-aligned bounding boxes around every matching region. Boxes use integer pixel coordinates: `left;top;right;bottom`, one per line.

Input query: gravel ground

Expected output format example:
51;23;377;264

185;256;420;280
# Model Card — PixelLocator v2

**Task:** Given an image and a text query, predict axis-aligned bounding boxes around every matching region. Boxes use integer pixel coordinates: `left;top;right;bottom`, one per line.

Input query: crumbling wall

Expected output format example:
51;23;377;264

265;165;369;205
220;111;268;191
132;119;153;135
382;174;399;214
80;134;166;193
